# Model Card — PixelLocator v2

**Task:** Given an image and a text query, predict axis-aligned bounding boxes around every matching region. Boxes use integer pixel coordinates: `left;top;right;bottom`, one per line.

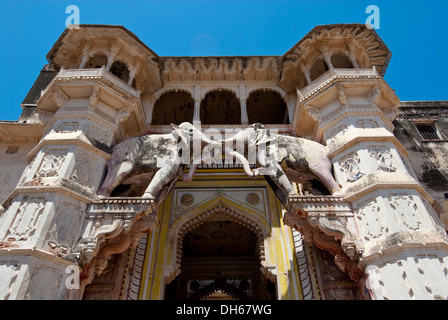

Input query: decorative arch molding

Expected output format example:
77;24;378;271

151;89;195;125
78;41;144;90
200;89;241;124
176;204;265;265
246;88;289;124
153;87;194;102
284;196;365;282
247;87;287;102
164;202;275;284
200;87;241;101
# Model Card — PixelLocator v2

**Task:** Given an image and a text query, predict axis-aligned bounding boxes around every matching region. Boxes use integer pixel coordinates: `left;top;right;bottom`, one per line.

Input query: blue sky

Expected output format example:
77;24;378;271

0;0;446;121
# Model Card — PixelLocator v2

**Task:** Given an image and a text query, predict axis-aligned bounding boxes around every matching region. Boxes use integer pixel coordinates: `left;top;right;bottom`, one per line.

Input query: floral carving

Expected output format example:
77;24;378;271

180;193;195;206
246;192;260;205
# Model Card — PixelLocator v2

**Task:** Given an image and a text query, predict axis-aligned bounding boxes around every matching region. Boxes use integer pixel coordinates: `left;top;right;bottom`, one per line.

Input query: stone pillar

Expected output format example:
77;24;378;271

106;43;122;71
193;85;201;122
289;73;448;299
301;65;312;86
0;67;147;299
317;82;448;299
319;46;335;75
346;44;359;69
79;44;91;69
0;112;109;299
239;84;249;124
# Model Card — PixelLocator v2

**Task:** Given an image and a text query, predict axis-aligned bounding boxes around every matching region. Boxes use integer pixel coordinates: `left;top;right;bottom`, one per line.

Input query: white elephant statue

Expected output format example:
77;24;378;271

97;122;217;203
185;123;342;199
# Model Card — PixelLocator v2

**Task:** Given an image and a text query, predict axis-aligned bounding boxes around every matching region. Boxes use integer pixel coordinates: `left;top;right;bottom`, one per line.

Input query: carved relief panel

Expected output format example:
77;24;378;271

4;196;48;243
388;194;422;232
26;264;65;299
353;197;388;242
19;147;72;187
85;123;114;146
369;146;397;173
69;149;105;192
45;199;86;256
35;149;69;179
325;122;350;145
334;150;365;185
47;119;115;147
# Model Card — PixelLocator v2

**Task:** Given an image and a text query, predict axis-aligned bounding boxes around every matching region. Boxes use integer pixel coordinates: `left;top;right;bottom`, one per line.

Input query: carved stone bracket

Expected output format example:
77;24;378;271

284;195;364;281
73;197;159;281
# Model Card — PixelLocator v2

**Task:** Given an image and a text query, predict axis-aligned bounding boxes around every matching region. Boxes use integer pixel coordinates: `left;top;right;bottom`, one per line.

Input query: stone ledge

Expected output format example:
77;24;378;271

342;171;434;204
326;128;409;158
359;230;448;264
87;197;157;216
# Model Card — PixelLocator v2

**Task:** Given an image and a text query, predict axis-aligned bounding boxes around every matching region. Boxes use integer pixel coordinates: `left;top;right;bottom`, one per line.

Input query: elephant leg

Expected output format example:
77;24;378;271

143;163;181;199
98;160;134;197
271;163;297;197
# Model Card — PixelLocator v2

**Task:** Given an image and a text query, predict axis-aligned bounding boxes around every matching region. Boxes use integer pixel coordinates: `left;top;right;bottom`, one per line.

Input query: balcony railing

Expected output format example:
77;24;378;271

298;67;380;98
42;67;140;99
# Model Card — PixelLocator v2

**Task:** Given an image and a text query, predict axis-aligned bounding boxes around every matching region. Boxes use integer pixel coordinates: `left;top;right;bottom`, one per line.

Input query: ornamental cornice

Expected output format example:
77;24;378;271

43;110;120;138
73;197;158;278
292;72;399;133
342;171;435;204
284;195;364;279
297;73;381;106
358;230;448;265
4;181;97;208
46;67;140;102
325;128;409;158
0;247;77;265
26;136;111;163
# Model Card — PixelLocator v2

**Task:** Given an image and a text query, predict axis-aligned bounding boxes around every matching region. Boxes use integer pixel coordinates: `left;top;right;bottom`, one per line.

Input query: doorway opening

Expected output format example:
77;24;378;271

165;213;275;300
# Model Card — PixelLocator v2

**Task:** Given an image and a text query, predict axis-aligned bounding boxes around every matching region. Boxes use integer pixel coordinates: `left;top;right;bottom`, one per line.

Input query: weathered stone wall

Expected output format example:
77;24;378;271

0;143;36;205
393;101;448;226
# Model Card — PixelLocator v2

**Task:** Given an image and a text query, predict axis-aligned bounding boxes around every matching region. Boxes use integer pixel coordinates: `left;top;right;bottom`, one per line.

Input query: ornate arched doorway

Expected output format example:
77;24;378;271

164;207;276;300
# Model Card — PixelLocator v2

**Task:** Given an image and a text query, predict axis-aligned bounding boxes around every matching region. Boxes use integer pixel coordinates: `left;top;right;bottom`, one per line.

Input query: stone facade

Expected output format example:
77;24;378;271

0;23;447;300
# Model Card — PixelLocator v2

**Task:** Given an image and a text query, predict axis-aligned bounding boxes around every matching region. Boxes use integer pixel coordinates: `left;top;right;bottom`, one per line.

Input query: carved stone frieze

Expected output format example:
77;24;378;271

284;195;364;280
73;197;158;281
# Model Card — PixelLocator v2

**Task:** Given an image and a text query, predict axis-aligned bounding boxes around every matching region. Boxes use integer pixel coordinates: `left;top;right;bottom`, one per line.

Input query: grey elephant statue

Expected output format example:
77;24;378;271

196;123;342;199
97;122;217;203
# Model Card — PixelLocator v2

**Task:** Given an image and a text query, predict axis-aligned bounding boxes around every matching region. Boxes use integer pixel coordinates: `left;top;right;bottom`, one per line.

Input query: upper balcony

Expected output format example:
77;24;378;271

40;66;140;103
296;67;380;99
46;25;162;95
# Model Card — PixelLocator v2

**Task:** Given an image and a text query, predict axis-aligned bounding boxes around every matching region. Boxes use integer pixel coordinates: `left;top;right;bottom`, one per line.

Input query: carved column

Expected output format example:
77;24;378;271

0;66;146;299
301;65;312;86
292;75;448;299
106;43;122;71
79;42;92;69
319;46;335;75
239;84;249;124
346;43;359;69
193;85;201;123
